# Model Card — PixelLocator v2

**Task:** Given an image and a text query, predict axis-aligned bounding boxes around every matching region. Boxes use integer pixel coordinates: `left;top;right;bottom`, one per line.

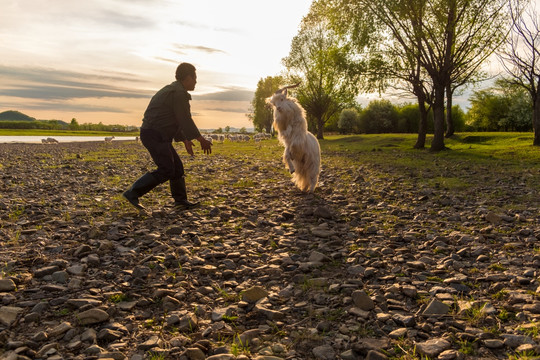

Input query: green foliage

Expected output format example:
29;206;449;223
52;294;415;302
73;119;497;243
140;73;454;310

313;0;509;150
248;76;283;133
467;80;533;132
69;118;80;130
338;108;360;133
0;112;138;132
358;99;398;133
282;6;362;139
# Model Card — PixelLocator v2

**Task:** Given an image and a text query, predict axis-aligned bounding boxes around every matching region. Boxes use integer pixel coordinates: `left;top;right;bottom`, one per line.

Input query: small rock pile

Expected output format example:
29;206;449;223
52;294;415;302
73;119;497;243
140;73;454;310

0;140;539;360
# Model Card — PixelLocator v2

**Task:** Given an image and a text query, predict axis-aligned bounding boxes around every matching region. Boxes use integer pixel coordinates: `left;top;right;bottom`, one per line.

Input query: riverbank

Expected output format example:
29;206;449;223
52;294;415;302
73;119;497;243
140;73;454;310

0;135;138;144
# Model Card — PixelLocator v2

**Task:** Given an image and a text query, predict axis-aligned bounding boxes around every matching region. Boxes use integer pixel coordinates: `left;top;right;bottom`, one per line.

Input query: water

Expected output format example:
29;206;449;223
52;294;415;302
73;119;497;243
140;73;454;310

0;136;138;144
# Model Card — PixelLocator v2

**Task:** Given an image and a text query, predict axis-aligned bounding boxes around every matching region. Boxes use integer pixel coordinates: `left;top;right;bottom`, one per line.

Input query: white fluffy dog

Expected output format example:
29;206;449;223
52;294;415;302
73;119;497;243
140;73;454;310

267;84;321;192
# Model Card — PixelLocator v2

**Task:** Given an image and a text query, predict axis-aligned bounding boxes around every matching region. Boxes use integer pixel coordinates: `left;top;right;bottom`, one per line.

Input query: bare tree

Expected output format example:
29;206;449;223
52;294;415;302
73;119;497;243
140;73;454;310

499;0;540;145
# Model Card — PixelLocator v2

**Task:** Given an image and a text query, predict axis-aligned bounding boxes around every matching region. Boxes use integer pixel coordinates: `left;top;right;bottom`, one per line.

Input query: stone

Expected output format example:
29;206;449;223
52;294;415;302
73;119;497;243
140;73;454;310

389;328;408;339
483;339;504;349
138;335;162;351
0;279;16;291
438;349;460;360
351;290;375;311
312;344;335;359
422;299;450;316
416;339;451;358
242;286;269;303
48;321;72;337
76;308;109;325
365;350;388;360
0;306;23;326
185;347;206;360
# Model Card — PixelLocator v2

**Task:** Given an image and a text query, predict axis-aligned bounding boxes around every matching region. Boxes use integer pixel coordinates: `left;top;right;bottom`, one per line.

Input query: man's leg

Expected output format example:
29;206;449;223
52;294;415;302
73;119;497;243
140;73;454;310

123;129;173;211
122;173;161;211
168;144;199;209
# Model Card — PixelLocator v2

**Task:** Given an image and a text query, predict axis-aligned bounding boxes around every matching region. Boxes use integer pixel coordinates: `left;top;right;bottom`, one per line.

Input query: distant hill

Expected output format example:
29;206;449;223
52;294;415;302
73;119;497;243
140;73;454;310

0;110;36;121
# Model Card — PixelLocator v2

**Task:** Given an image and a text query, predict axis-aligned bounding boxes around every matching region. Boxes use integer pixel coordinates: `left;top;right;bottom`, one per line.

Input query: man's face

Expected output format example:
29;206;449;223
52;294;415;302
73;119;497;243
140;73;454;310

183;73;197;91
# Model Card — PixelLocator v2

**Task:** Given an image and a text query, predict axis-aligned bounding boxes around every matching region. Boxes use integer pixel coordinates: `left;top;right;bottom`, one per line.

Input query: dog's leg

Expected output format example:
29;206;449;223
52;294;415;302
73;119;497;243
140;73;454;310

284;148;295;174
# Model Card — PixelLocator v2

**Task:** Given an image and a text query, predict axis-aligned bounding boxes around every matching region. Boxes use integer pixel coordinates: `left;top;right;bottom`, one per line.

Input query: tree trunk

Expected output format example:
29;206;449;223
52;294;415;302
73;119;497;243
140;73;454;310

430;85;446;151
445;84;454;138
414;99;428;149
317;117;325;140
534;93;540;146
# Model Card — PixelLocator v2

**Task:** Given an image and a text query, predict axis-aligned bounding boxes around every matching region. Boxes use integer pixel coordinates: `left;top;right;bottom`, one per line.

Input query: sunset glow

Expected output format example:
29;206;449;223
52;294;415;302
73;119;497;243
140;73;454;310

0;0;313;129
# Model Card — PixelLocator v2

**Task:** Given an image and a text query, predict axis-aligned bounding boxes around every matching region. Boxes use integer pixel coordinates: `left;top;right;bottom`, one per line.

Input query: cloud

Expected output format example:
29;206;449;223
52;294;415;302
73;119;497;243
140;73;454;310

173;44;227;55
0;65;151;100
173;20;240;34
6;101;128;114
203;107;249;113
194;87;253;102
0;65;143;85
0;85;150;101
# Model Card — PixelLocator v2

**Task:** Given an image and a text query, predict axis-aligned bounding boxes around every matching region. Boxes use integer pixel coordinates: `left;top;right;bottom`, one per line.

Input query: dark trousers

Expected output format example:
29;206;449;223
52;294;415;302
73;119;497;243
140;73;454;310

139;128;187;201
140;128;184;183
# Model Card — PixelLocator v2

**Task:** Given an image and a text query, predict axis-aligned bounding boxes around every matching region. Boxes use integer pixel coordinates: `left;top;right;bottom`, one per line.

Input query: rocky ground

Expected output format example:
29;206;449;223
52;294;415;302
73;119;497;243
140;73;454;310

0;139;539;360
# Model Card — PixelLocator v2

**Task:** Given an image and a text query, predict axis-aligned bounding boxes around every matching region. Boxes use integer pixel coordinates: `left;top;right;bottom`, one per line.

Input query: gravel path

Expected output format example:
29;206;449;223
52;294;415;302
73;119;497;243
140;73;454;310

0;140;539;360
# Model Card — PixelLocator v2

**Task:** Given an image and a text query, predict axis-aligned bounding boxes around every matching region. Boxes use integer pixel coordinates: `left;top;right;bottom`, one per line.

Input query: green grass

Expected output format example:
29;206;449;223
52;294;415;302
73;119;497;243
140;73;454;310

0;129;139;136
321;132;540;167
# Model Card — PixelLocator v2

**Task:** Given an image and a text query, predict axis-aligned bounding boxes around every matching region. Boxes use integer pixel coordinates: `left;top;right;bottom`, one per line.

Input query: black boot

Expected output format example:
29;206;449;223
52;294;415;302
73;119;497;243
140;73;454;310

170;177;199;210
123;173;161;211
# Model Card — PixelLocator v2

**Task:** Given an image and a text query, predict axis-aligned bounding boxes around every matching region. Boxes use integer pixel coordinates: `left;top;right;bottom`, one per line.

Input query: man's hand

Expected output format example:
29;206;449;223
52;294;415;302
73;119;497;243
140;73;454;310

197;136;213;155
183;140;195;156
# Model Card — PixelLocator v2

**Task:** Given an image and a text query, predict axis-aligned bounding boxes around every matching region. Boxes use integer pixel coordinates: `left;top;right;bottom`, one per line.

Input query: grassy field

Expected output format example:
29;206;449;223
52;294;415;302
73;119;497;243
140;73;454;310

0;129;139;136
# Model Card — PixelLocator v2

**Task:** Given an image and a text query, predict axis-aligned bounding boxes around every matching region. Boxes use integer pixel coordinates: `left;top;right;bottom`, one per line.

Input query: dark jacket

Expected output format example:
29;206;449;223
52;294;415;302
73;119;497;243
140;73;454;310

141;81;201;142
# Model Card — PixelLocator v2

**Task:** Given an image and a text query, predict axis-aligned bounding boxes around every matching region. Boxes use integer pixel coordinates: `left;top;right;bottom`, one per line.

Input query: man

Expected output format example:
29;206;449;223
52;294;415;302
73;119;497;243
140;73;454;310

123;62;212;212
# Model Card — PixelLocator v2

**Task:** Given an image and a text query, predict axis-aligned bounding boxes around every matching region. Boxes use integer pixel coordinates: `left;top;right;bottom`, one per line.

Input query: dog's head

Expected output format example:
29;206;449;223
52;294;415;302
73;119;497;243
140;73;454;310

266;82;300;114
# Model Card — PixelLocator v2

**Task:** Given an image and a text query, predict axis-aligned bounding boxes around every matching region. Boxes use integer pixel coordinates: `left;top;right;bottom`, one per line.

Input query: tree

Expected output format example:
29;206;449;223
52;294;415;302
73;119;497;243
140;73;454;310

466;80;532;131
282;6;362;139
338;108;359;133
69;118;79;130
498;0;540;145
247;76;283;133
359;100;399;133
318;0;508;150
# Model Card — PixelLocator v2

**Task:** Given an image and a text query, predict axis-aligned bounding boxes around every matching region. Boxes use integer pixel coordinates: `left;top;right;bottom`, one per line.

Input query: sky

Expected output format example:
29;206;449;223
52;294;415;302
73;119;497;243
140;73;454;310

0;0;313;129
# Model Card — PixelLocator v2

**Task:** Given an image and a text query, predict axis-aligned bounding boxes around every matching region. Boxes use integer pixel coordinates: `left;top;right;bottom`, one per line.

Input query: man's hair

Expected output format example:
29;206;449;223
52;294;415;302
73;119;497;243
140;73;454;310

175;63;196;81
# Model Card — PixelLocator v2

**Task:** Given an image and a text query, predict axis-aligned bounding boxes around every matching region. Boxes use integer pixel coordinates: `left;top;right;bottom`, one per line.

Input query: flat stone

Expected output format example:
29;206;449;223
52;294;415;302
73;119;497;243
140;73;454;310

312;344;335;359
0;279;16;291
0;306;24;326
389;328;408;339
422;299;450;316
76;308;109;325
138;335;162;351
185;347;205;360
483;339;504;349
242;286;268;303
415;338;451;357
48;321;73;337
351;290;374;311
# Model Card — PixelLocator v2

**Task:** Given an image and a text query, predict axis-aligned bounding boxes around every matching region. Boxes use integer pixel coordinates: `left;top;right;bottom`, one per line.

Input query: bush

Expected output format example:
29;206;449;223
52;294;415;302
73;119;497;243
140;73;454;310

338;108;359;134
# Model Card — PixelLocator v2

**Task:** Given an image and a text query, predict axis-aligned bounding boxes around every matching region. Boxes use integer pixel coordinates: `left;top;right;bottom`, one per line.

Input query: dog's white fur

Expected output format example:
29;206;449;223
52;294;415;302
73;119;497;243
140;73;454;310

267;86;321;192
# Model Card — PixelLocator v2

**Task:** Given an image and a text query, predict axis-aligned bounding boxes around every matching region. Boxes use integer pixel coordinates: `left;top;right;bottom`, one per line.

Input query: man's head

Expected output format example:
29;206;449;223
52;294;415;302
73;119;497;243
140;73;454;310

176;62;197;91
